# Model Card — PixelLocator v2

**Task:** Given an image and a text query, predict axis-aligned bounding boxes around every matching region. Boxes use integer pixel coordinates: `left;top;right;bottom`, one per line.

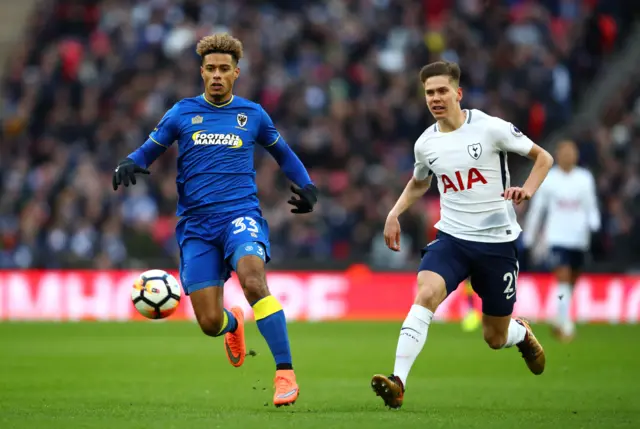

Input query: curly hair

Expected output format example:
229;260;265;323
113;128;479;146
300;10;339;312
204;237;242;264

196;33;244;64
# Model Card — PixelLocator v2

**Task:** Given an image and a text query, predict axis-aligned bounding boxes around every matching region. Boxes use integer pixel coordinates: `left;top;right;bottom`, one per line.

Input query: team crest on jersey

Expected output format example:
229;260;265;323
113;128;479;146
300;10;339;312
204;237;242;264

192;115;203;125
510;123;523;137
467;143;482;160
237;113;248;127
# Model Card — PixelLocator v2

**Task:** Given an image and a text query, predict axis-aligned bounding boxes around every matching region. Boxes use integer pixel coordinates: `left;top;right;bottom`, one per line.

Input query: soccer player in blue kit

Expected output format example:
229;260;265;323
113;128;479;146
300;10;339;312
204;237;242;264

112;33;317;407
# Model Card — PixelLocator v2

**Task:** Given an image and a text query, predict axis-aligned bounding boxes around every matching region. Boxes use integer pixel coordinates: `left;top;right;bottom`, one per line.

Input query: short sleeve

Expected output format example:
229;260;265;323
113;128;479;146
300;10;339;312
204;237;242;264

413;144;432;181
257;106;281;147
493;119;534;156
149;104;180;148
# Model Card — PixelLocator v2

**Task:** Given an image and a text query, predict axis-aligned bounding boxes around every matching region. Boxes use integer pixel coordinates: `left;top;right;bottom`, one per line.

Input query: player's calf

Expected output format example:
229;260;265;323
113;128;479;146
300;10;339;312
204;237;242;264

481;314;512;349
483;331;508;350
234;246;298;404
190;287;238;337
197;312;225;337
552;264;577;341
371;271;443;410
189;286;246;367
482;314;545;374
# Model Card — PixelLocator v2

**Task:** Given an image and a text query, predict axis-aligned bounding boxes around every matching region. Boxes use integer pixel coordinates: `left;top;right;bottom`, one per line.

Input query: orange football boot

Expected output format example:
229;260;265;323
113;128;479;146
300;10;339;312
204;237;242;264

273;369;299;407
224;306;246;368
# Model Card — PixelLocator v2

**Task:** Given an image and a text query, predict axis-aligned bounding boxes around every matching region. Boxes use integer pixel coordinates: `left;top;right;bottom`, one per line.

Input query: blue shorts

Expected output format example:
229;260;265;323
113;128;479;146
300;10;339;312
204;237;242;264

548;246;585;270
419;231;519;317
175;208;271;295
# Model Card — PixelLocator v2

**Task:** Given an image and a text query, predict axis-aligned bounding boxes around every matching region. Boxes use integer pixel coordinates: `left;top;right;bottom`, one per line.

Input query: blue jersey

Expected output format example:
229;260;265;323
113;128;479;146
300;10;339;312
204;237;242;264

147;94;284;216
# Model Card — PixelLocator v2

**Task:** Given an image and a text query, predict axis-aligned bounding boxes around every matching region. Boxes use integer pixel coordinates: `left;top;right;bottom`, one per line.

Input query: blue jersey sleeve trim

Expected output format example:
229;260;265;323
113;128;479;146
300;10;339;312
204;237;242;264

263;135;280;148
149;135;169;148
147;103;180;149
128;138;168;169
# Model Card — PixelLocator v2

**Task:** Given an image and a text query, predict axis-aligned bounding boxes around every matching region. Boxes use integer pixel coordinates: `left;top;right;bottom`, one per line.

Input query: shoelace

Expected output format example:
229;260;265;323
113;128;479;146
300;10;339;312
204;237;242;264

274;375;292;391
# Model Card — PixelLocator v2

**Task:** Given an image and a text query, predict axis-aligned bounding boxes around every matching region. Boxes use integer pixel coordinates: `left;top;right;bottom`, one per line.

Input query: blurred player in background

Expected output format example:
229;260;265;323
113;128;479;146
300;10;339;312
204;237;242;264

112;33;318;406
523;140;600;342
371;61;554;409
461;279;481;332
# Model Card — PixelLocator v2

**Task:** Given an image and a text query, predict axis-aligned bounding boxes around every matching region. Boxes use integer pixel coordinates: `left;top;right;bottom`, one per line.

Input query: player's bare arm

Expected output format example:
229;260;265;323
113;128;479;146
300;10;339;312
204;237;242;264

503;143;554;205
385;176;432;251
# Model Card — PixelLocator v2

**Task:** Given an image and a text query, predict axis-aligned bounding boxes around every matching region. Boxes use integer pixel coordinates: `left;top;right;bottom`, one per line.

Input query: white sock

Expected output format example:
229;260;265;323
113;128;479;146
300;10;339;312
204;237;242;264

393;304;433;388
556;282;574;333
503;318;527;348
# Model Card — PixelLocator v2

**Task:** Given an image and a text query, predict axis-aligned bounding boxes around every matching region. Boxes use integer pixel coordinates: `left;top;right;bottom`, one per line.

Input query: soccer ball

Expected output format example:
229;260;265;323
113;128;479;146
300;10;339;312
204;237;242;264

131;270;182;319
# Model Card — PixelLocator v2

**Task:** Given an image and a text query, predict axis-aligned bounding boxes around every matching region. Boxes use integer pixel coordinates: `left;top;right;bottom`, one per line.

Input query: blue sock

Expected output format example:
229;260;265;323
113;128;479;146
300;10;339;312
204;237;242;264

216;308;238;336
252;296;292;369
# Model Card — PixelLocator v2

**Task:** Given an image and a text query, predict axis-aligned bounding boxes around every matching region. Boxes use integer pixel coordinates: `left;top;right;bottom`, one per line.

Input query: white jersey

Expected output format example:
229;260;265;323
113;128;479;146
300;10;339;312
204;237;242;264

523;166;600;251
413;109;534;243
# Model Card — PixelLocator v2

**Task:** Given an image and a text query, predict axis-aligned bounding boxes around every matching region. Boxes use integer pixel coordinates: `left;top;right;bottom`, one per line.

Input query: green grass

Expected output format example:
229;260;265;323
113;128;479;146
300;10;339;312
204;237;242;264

0;321;638;429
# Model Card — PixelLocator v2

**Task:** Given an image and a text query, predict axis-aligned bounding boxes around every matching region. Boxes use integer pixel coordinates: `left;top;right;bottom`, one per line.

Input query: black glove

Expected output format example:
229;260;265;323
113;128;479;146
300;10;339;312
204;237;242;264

287;184;318;214
112;158;150;190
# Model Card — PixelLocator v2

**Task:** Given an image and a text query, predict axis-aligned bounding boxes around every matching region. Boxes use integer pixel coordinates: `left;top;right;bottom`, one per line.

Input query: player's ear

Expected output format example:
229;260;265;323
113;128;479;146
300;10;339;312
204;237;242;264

456;86;463;103
234;66;240;80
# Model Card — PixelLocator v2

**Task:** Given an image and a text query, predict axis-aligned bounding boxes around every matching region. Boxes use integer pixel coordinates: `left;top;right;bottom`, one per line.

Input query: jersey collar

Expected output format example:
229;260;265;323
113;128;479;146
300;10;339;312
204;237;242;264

202;93;234;108
434;109;472;133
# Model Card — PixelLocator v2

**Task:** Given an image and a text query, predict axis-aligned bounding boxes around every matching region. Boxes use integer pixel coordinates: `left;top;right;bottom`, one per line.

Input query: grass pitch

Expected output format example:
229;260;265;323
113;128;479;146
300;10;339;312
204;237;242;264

0;321;638;429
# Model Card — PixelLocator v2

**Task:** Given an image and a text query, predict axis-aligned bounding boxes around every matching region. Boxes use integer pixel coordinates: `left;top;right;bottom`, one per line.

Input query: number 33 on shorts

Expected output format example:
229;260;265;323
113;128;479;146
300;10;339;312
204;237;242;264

226;214;271;264
232;216;260;236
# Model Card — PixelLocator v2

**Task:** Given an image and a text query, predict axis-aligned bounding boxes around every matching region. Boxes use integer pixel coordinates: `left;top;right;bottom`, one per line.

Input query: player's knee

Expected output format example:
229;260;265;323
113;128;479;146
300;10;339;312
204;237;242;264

415;272;447;312
197;312;224;337
484;332;507;349
239;272;268;302
415;286;442;311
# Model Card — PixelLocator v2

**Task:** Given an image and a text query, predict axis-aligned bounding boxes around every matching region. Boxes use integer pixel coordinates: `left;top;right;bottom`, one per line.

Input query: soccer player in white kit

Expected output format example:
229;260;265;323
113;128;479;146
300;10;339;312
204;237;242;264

523;140;601;342
371;61;554;409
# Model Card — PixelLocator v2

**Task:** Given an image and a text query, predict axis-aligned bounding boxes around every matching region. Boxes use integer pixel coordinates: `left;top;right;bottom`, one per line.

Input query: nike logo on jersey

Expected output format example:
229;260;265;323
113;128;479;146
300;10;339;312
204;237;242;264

428;158;438;165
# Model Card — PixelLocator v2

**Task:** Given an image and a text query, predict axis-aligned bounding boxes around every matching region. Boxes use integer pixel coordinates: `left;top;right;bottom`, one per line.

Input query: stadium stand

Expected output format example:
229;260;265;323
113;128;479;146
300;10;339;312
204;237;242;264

0;0;638;272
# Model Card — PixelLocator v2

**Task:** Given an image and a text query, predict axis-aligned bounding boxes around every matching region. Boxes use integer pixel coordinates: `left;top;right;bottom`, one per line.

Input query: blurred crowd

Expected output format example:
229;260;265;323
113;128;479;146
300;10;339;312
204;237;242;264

0;0;638;271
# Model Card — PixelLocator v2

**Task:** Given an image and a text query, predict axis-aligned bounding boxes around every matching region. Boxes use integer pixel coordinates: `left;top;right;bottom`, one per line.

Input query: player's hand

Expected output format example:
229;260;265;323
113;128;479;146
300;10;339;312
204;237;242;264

288;184;318;214
112;158;150;190
502;187;531;205
384;215;401;252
